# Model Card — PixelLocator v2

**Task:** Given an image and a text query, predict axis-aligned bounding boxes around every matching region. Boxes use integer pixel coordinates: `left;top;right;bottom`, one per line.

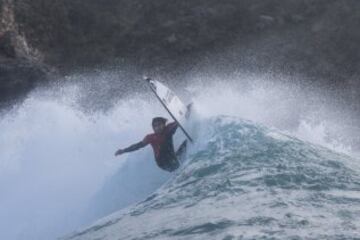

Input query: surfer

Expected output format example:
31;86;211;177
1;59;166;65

115;117;186;172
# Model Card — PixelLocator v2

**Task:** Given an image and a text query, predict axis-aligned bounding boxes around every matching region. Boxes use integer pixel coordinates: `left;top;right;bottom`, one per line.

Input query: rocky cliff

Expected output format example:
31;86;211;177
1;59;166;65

0;0;359;109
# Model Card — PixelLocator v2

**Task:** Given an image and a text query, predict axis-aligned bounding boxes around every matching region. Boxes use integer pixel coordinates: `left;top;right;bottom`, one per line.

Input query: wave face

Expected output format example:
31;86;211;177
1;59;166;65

66;116;360;240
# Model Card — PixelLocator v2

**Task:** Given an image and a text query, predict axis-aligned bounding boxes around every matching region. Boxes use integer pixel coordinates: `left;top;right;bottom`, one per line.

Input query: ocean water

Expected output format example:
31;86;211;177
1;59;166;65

65;116;360;240
1;77;359;240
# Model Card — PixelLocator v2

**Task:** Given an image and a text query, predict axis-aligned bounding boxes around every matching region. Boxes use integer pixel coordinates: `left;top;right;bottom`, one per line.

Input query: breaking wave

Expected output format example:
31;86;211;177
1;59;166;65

0;76;359;240
66;116;360;240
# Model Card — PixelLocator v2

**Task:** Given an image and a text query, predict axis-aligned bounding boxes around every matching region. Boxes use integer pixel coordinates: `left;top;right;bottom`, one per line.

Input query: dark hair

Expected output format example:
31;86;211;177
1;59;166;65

152;117;167;126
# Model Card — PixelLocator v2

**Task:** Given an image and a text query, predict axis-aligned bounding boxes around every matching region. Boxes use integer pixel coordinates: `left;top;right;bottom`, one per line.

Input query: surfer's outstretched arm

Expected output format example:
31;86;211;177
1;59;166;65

115;141;147;156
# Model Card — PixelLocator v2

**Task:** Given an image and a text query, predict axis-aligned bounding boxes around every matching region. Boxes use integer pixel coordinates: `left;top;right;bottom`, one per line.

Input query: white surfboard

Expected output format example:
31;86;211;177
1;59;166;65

145;77;192;153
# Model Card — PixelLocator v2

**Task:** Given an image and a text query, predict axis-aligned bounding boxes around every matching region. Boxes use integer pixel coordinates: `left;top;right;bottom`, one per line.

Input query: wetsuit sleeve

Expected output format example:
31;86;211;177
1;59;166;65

122;140;148;153
166;121;178;135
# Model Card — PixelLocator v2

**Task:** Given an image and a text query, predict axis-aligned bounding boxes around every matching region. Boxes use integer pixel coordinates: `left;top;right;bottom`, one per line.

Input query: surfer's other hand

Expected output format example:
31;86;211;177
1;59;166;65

115;149;125;156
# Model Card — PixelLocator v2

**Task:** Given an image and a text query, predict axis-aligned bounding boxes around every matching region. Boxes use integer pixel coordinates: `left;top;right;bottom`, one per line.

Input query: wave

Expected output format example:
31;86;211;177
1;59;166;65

1;77;359;240
66;116;360;240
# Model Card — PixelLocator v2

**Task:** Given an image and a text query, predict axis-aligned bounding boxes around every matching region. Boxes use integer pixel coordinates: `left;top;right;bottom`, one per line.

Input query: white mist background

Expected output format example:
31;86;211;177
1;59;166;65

0;74;358;240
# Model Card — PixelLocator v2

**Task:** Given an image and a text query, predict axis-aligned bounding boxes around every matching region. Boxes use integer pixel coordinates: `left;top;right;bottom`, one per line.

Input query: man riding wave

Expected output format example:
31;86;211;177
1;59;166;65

115;117;186;172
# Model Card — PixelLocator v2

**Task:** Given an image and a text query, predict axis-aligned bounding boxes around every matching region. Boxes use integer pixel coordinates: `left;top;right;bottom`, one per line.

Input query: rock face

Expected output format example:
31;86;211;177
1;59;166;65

0;0;51;108
11;0;360;74
0;0;360;108
0;57;49;107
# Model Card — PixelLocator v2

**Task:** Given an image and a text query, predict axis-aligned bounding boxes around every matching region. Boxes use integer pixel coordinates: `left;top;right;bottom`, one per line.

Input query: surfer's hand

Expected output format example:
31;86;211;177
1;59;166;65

115;149;125;156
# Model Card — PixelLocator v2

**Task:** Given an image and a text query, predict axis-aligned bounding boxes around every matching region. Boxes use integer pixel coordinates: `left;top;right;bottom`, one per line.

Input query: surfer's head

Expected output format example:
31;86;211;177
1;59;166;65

152;117;167;133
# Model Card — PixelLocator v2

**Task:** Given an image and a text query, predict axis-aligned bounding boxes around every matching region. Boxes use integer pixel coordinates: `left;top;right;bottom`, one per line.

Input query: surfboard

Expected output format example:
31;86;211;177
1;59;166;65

145;77;193;154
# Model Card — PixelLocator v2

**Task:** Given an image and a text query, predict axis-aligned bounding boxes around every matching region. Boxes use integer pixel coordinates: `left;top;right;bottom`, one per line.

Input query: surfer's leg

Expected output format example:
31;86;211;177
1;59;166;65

176;140;187;158
156;136;182;172
158;158;179;172
157;149;179;172
167;158;180;172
